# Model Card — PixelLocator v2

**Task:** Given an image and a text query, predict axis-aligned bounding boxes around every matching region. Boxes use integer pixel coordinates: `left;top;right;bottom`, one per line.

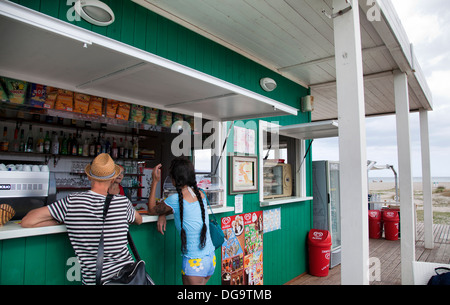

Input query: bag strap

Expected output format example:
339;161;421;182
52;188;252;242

127;232;141;262
95;194;113;286
199;188;217;223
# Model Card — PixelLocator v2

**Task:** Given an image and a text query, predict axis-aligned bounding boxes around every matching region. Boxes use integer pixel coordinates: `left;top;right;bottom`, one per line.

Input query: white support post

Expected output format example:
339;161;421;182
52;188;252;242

333;0;369;285
394;70;415;285
420;109;434;249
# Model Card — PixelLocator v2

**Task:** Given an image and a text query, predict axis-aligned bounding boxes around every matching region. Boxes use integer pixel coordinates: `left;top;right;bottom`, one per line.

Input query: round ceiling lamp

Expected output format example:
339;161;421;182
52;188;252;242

260;77;277;92
74;0;115;26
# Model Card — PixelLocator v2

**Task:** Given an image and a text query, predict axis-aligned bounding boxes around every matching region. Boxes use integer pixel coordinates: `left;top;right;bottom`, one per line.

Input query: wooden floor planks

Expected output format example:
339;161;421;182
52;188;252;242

287;223;450;285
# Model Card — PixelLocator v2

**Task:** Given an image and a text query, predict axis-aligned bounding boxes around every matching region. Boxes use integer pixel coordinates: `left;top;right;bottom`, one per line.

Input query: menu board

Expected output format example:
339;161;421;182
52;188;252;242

221;211;263;285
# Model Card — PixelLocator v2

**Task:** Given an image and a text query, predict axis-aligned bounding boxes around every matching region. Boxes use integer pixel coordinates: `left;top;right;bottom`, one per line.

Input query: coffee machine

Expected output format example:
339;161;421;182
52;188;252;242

0;171;57;220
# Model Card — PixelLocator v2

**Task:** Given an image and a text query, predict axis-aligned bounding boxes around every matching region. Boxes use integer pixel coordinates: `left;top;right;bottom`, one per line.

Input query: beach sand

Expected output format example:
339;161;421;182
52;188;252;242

369;181;450;213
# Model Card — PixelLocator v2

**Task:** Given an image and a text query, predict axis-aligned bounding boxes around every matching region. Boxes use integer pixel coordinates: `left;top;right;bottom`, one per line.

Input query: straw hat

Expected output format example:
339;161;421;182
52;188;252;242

85;153;121;181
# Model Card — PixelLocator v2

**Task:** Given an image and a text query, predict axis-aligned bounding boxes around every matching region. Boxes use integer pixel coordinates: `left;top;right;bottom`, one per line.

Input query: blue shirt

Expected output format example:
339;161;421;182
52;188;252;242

164;193;215;258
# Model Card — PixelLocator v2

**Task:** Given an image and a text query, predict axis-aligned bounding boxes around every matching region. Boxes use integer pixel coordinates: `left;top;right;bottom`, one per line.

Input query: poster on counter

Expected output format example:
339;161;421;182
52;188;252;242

221;211;263;285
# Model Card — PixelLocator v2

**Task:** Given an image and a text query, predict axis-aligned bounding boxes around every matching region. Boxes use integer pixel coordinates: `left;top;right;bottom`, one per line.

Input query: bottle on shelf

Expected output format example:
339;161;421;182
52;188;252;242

77;133;83;156
0;126;8;152
71;133;78;156
82;136;89;157
111;137;118;159
25;125;34;153
89;134;96;157
19;129;25;152
95;134;102;156
11;124;19;152
119;137;124;158
61;133;68;155
124;136;129;159
44;130;51;154
51;131;59;155
132;136;139;159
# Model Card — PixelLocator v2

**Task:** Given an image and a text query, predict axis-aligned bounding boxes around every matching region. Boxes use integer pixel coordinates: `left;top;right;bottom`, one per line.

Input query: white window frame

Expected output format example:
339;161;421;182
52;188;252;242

259;120;312;207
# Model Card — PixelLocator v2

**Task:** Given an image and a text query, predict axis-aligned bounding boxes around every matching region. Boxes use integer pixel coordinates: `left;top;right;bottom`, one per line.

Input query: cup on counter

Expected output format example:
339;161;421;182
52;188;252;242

23;165;31;172
7;164;16;171
0;164;6;171
32;165;41;172
41;165;49;172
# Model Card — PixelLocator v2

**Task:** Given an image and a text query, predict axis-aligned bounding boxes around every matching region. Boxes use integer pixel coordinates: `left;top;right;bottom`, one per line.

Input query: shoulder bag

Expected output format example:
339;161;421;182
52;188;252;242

96;194;155;285
427;267;450;285
200;189;225;249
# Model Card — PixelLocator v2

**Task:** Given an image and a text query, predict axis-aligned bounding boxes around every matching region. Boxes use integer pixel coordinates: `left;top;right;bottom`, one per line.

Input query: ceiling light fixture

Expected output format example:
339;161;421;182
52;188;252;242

260;77;277;92
74;0;115;27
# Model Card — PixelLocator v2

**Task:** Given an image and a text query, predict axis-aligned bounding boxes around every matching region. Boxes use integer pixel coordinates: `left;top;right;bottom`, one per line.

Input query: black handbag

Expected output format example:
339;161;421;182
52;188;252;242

427;267;450;285
200;189;225;249
96;194;155;285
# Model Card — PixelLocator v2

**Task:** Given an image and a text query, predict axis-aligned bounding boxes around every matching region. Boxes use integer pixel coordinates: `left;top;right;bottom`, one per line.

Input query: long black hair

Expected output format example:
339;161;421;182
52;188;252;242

169;157;207;254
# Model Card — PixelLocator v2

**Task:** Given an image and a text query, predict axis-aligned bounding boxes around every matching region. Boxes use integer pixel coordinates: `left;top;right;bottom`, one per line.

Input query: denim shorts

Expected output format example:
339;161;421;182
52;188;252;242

181;252;216;277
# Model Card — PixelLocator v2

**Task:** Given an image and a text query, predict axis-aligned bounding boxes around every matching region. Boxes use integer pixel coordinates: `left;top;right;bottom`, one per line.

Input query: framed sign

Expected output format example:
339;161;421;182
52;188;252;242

229;156;258;194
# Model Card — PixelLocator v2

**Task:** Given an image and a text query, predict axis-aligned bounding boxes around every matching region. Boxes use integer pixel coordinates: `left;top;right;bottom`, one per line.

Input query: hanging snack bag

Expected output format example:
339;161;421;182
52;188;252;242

143;107;158;125
44;86;58;109
28;83;47;108
130;104;145;123
106;99;119;118
74;93;90;114
160;110;173;128
1;77;28;104
116;102;131;120
87;96;104;116
55;89;73;111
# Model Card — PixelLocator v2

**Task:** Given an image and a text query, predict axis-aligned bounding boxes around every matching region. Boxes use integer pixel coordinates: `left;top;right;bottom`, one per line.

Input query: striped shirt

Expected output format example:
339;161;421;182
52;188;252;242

48;190;136;285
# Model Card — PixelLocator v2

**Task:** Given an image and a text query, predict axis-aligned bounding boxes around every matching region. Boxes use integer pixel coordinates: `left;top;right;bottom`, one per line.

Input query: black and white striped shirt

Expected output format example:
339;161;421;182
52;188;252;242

48;190;136;285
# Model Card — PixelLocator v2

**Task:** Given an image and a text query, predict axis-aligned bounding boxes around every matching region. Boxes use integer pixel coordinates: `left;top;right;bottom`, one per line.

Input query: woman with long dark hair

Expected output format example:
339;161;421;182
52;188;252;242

147;157;215;285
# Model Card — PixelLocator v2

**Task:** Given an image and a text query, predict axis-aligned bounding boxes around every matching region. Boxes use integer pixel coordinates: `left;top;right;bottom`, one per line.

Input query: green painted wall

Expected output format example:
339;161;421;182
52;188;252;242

1;0;312;285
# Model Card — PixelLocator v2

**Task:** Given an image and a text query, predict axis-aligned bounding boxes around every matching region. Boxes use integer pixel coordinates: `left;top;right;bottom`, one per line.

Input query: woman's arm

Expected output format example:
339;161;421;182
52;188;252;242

147;164;173;215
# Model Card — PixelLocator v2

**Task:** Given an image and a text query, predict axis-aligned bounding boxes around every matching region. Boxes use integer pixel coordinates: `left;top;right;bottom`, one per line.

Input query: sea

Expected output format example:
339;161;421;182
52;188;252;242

369;177;450;183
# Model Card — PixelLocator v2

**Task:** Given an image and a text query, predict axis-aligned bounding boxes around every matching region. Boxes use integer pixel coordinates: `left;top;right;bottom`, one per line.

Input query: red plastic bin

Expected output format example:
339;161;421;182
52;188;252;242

382;210;399;240
368;210;382;239
308;229;332;277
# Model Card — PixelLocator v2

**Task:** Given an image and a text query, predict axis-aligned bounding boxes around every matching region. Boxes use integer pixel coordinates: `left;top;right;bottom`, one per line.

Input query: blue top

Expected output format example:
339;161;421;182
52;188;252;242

164;193;215;258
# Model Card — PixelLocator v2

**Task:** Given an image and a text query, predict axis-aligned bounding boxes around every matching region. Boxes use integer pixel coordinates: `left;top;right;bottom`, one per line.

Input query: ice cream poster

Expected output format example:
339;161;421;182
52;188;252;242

221;211;263;285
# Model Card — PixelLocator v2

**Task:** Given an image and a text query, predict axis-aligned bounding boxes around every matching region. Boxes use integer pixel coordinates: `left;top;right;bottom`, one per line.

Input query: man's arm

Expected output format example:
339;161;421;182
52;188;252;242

21;206;60;228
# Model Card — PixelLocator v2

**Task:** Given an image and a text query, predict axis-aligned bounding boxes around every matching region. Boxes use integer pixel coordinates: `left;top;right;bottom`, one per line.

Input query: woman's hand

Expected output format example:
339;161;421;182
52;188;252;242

157;214;167;235
152;164;162;183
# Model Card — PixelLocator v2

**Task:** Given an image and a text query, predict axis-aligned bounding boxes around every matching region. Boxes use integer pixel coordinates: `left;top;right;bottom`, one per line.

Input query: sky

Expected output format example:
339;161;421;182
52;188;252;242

312;0;450;178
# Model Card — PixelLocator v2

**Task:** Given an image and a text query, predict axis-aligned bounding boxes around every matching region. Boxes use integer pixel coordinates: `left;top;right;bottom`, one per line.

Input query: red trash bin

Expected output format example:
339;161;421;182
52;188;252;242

382;210;399;240
308;229;332;277
368;210;382;239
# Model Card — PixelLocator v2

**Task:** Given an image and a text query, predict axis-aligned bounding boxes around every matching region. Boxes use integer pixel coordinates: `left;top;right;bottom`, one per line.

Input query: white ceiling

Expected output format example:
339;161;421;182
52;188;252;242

133;0;433;122
0;2;297;122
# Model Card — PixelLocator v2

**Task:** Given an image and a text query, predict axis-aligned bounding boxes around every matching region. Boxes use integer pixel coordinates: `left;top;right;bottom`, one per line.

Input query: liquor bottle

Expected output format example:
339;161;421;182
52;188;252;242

36;128;44;153
0;127;8;152
77;134;83;156
51;131;59;155
19;129;25;152
11;124;19;152
25;125;34;153
89;134;96;157
105;137;111;155
111;137;118;159
119;137;124;158
61;133;68;155
124;136;130;159
71;133;78;156
44;130;51;154
82;136;89;157
95;135;102;156
132;136;139;159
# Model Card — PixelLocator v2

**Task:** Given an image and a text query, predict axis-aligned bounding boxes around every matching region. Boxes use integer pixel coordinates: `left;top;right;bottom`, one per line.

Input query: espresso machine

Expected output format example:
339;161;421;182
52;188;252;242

0;170;57;220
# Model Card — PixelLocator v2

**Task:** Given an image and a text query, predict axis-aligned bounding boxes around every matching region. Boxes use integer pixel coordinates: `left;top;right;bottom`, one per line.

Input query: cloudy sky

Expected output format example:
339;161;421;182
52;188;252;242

312;0;450;178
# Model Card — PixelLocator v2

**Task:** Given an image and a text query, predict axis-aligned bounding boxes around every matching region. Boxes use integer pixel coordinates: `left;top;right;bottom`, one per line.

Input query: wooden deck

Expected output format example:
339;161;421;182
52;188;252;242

287;223;450;285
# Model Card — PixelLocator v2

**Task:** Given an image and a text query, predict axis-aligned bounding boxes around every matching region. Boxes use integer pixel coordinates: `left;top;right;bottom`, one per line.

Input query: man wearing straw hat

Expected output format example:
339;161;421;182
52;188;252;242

22;153;143;284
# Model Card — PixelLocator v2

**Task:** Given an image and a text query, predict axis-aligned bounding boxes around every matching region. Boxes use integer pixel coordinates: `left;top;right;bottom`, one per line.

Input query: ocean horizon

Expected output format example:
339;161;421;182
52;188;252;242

369;177;450;183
